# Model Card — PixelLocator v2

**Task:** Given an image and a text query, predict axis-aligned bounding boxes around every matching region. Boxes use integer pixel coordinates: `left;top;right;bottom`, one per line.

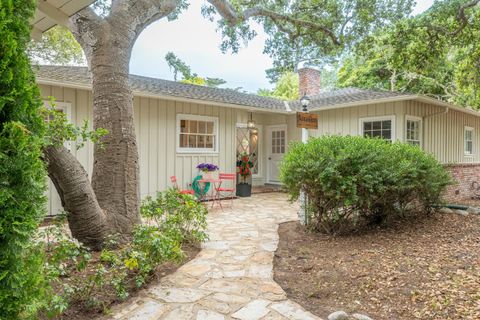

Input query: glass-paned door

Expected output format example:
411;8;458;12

236;126;259;175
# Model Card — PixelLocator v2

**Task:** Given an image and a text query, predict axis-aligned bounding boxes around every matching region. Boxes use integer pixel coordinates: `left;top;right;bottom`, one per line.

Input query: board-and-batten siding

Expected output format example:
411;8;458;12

134;96;237;198
405;100;480;164
40;84;239;216
307;100;480;164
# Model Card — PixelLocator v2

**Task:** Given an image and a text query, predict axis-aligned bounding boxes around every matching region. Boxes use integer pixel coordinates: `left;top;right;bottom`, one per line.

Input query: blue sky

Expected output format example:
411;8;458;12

130;1;435;93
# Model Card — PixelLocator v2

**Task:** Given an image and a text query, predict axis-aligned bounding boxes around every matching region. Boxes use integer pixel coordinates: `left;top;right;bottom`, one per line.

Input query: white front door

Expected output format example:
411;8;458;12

267;125;287;183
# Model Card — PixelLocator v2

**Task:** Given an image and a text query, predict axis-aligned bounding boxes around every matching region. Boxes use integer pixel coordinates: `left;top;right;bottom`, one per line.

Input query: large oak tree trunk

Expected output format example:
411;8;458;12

44;1;188;249
44;145;108;250
89;28;141;237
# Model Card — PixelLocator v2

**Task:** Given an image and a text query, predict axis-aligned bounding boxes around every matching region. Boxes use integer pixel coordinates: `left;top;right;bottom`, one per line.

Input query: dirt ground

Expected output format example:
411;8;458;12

450;197;480;208
48;244;200;320
274;213;480;320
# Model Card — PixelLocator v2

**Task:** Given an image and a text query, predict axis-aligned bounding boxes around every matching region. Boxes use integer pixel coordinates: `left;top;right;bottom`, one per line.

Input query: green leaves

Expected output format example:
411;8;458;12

42;98;108;150
280;136;452;234
0;0;49;318
338;0;480;109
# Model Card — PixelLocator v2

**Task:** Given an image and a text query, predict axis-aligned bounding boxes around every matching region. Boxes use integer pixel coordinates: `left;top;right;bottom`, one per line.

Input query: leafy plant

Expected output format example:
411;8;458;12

40;189;208;317
141;188;208;243
281;136;452;234
196;163;219;172
237;152;254;183
0;0;49;318
42;98;108;150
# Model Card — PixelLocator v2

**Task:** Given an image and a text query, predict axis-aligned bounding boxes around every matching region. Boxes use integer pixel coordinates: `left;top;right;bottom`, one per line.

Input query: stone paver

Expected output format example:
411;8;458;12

108;193;322;320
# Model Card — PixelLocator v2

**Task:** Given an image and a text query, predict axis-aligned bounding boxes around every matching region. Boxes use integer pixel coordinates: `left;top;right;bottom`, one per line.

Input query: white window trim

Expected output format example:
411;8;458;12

464;126;474;156
359;115;396;141
236;123;262;178
405;115;423;147
176;114;219;154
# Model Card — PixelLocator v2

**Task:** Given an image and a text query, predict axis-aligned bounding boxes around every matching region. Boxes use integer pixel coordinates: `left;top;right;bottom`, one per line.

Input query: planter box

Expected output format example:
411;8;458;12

236;183;252;197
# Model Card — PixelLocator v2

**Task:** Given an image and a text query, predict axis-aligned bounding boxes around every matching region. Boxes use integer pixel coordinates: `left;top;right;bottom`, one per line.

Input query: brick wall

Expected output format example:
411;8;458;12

443;163;480;202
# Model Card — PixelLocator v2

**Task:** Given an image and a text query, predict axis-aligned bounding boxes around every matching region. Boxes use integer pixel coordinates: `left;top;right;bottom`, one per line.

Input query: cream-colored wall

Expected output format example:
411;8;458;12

309;101;405;139
39;84;289;215
305;100;480;164
40;82;480;216
405;100;480;164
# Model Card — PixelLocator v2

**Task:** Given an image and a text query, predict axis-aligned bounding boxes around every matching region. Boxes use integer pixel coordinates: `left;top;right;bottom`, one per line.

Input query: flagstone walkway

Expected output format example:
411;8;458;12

108;193;321;320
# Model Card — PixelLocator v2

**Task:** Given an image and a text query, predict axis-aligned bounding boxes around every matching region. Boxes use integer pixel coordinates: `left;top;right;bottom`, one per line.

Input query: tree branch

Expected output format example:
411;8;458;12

452;0;480;36
207;0;341;46
110;0;181;39
69;6;105;64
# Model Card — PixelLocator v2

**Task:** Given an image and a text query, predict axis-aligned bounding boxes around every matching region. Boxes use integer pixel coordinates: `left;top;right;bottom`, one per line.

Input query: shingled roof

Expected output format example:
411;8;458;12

288;88;410;111
35;65;286;111
35;65;412;113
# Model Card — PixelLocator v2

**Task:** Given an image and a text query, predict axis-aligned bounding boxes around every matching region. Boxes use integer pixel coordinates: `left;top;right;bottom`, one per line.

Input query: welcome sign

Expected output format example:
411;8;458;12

296;112;318;129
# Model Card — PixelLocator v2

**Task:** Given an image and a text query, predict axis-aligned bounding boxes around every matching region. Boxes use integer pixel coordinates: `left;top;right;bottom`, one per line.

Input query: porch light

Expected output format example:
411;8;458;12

247;112;256;129
300;93;310;112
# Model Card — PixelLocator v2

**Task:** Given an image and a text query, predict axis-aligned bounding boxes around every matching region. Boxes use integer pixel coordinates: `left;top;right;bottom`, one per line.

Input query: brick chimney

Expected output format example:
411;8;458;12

298;66;321;98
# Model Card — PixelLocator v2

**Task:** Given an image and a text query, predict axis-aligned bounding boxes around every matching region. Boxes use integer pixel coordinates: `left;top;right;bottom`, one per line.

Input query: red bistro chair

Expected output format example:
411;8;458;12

170;176;195;195
215;173;236;209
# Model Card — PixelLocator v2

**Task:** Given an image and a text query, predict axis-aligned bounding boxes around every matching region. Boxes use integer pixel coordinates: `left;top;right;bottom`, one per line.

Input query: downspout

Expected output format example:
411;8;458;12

421;106;449;149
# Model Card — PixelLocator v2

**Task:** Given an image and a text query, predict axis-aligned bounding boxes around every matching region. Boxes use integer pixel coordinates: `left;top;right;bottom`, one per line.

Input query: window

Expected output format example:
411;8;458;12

176;114;218;153
360;116;395;142
271;129;286;154
465;126;474;156
405;116;422;146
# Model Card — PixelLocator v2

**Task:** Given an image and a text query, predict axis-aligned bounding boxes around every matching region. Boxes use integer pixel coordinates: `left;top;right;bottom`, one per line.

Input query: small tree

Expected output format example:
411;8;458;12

0;0;49;317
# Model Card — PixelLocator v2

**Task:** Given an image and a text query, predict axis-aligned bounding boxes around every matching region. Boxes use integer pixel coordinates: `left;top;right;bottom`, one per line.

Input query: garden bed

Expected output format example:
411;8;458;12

273;212;480;320
43;243;200;320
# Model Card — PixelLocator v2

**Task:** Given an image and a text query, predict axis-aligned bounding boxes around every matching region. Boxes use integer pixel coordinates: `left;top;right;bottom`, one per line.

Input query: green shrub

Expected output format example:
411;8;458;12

280;135;452;234
0;0;49;318
40;189;208;317
141;188;209;243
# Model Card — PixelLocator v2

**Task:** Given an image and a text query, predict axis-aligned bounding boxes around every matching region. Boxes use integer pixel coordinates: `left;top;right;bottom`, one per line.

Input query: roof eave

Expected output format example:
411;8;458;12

309;94;480;118
36;78;290;114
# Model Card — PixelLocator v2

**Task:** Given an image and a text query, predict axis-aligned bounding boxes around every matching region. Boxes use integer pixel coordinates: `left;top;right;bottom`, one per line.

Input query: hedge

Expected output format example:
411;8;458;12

0;0;48;318
280;135;452;234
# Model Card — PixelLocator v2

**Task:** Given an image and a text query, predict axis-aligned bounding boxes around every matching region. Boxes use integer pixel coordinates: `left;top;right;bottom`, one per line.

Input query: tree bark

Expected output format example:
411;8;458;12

88;23;141;237
44;145;108;250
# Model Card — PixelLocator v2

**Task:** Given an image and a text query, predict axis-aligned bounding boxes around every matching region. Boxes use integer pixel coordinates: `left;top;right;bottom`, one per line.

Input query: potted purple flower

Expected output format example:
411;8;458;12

196;163;219;180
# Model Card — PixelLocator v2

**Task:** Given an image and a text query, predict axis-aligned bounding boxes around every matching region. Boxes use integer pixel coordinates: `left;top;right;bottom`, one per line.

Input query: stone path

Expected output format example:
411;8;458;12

109;193;321;320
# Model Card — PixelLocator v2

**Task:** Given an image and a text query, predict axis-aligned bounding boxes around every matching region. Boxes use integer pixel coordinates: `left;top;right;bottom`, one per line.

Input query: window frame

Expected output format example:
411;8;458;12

405;115;423;147
176;114;219;154
464;126;475;156
359;115;396;142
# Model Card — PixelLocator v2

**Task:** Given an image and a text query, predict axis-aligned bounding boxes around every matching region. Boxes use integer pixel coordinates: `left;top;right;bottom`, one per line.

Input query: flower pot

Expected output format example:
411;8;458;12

202;171;213;180
236;183;252;197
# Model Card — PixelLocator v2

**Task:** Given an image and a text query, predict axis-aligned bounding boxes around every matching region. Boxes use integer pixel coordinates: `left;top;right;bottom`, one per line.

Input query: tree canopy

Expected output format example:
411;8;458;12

28;26;85;65
337;0;480;108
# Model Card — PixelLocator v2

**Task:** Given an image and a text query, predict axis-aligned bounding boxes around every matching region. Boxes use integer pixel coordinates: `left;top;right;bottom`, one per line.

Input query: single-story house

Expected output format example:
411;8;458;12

36;65;480;215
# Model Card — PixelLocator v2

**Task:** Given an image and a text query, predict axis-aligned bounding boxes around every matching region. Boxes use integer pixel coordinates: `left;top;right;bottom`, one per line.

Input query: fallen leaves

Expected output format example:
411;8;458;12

274;212;480;319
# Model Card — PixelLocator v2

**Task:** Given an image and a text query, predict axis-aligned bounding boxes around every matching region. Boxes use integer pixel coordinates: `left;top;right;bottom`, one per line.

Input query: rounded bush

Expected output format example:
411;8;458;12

280;135;452;234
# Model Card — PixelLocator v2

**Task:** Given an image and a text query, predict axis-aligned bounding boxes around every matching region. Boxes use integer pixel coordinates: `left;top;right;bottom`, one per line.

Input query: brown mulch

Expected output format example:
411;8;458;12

450;197;480;208
46;243;200;320
274;213;480;320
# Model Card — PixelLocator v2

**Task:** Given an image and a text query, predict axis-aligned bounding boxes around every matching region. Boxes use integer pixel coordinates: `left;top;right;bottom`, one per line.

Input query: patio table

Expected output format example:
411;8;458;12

198;178;222;209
